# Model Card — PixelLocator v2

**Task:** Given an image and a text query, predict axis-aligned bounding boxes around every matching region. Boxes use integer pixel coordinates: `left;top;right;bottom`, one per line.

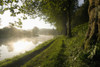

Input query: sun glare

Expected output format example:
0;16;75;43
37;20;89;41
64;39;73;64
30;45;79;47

13;40;33;53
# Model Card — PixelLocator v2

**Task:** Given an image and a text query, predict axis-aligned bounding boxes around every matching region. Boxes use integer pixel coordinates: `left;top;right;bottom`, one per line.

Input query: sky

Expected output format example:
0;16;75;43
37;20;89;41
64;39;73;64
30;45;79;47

0;11;54;30
0;0;84;30
79;0;84;6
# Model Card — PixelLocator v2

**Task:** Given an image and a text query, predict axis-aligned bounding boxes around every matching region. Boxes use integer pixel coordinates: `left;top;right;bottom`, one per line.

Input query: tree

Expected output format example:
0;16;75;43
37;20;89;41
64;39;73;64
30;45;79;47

84;0;100;49
84;0;87;2
41;0;78;37
66;0;78;37
19;0;68;35
0;0;78;37
72;0;89;27
19;0;78;37
40;0;68;35
32;27;39;36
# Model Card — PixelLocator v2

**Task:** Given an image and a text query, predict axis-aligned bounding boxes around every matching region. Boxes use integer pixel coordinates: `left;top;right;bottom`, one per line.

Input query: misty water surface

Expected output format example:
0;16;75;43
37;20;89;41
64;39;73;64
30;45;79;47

0;35;53;61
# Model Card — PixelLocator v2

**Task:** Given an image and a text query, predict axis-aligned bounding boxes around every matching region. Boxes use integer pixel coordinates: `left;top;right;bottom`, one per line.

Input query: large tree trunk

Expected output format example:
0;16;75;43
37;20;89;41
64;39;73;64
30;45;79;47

62;13;67;35
65;23;67;35
67;0;72;37
67;12;72;37
63;20;67;35
84;0;100;49
84;0;86;2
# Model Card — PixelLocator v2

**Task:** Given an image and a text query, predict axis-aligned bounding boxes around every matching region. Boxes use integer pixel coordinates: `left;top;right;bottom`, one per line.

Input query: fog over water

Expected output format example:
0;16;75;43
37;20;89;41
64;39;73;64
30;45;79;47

0;35;53;61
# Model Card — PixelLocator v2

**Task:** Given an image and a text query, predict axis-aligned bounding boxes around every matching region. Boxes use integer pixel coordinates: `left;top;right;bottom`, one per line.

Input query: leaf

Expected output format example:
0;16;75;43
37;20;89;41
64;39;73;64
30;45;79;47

88;46;97;59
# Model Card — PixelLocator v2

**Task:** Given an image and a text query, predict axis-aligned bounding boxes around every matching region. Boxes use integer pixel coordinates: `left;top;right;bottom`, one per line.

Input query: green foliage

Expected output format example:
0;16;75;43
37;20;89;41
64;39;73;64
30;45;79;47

0;23;99;67
0;0;79;35
72;1;89;27
0;0;20;15
64;23;88;67
64;23;100;67
79;42;100;67
22;36;66;67
21;23;90;67
0;26;39;40
17;0;78;35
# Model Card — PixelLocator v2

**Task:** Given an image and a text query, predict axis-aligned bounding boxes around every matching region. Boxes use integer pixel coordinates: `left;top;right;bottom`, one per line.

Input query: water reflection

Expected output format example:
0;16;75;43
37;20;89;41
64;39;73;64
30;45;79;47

13;40;33;52
0;35;53;61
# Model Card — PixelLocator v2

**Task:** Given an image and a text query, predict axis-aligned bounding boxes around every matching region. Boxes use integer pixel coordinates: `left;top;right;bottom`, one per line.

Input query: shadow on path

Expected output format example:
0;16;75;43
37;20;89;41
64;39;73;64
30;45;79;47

55;40;66;67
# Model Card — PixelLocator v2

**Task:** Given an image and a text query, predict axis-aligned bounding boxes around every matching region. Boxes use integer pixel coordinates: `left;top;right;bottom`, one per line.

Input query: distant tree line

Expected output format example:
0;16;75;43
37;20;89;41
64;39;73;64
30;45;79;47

39;29;60;35
0;26;58;39
0;26;36;39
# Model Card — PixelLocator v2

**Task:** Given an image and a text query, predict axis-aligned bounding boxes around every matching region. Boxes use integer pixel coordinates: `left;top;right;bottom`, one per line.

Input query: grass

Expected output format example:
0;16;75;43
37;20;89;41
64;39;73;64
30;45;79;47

20;23;89;67
0;38;56;67
21;36;66;67
0;23;100;67
64;23;88;67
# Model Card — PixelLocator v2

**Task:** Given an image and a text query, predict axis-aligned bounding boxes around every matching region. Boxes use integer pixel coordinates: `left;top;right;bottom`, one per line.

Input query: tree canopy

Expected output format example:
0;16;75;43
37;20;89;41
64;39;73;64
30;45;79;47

19;0;78;36
0;0;78;36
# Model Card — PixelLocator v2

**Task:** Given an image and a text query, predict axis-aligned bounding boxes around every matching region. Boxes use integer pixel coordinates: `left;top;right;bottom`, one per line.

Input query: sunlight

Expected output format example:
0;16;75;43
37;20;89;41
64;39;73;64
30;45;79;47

13;40;33;52
0;10;54;30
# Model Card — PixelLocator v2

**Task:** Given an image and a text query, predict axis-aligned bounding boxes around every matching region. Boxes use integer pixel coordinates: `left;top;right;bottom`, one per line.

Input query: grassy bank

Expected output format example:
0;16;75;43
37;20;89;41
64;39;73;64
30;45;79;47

21;23;88;67
0;23;100;67
0;23;88;67
0;38;56;67
64;23;88;67
22;36;66;67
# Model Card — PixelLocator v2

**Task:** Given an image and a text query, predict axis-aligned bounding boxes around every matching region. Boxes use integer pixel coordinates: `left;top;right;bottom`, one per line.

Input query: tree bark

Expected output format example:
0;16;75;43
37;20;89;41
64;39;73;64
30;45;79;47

84;0;100;49
62;19;67;35
67;12;72;37
67;0;72;37
65;22;67;35
84;0;86;2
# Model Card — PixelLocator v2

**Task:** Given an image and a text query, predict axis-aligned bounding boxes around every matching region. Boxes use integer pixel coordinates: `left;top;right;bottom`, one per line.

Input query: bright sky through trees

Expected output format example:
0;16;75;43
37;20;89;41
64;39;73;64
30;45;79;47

79;0;84;6
0;10;54;30
0;0;84;30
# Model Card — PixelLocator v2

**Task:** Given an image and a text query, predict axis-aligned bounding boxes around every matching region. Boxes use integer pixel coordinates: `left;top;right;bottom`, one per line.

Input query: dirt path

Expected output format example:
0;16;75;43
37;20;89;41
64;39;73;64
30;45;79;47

4;40;55;67
56;40;66;67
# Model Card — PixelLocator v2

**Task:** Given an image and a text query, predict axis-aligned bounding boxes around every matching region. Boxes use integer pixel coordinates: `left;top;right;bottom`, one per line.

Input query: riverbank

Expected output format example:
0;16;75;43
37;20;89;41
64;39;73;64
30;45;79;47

0;35;53;61
0;23;100;67
22;23;88;67
0;38;56;67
